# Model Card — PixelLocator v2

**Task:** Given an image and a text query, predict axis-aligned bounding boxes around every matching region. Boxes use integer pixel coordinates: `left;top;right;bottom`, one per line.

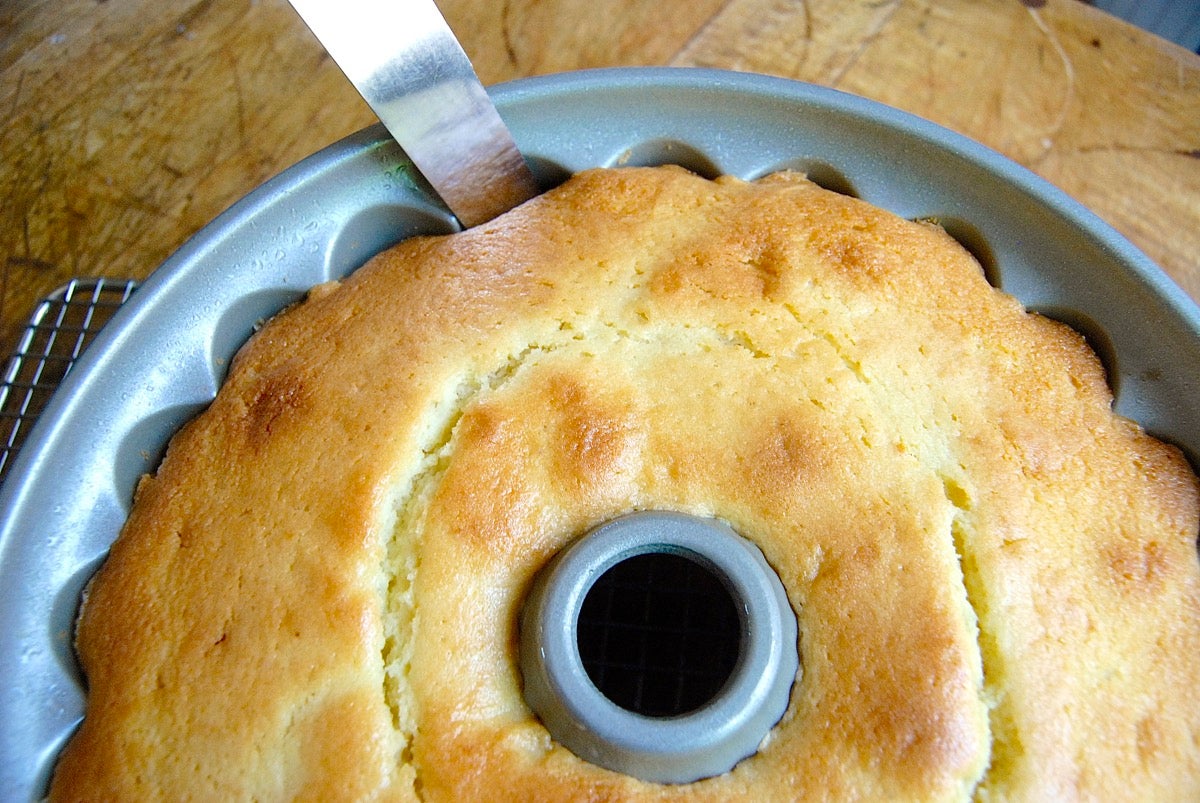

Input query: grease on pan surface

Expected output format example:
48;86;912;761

50;167;1200;800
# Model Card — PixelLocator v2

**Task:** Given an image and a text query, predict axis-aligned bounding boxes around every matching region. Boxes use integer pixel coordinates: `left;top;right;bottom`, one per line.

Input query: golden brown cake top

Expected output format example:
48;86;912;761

51;166;1200;800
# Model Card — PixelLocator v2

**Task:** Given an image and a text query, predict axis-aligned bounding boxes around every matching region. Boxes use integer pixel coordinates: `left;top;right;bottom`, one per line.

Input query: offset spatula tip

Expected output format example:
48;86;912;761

287;0;540;227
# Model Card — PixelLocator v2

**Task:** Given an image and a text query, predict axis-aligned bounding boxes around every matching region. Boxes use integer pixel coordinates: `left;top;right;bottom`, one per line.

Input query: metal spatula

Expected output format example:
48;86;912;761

286;0;540;227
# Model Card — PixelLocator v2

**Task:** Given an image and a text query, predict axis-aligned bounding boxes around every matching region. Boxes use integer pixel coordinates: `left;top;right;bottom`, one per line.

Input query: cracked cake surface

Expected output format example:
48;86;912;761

50;166;1200;800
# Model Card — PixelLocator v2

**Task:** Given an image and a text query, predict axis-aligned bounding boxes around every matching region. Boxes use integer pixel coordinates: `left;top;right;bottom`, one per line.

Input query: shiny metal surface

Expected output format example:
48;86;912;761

286;0;538;227
520;511;798;784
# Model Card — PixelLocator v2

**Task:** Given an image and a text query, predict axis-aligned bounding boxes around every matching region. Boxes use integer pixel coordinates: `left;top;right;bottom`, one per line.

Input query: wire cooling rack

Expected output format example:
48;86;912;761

576;551;742;717
0;278;138;484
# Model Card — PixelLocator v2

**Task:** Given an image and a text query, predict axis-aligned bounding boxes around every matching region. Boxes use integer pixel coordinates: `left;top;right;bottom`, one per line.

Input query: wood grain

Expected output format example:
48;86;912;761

673;0;1200;301
1;0;1197;360
1;1;369;349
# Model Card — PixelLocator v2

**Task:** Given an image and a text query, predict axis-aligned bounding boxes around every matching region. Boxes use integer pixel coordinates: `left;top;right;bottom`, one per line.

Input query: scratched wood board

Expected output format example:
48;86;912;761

671;0;1200;301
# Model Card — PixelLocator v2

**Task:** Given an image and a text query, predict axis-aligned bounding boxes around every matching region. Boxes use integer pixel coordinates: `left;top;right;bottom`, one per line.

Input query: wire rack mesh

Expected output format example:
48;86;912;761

576;551;742;717
0;278;138;484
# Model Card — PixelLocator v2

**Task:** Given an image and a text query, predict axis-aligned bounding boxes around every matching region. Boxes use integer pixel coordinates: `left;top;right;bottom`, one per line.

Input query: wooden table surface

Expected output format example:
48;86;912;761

2;0;1198;360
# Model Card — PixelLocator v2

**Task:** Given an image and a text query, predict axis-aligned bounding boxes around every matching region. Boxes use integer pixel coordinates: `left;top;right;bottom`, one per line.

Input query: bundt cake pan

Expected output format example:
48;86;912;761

1;68;1198;798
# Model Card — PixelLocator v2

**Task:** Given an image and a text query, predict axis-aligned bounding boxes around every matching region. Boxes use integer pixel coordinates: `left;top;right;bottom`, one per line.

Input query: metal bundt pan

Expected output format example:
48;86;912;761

1;68;1198;797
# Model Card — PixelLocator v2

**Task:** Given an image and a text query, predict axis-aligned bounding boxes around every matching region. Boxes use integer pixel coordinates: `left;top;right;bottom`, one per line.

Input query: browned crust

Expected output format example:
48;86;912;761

50;167;1200;800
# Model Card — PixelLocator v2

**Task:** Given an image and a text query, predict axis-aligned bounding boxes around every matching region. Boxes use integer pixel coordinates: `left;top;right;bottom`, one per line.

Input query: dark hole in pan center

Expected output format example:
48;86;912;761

576;551;742;718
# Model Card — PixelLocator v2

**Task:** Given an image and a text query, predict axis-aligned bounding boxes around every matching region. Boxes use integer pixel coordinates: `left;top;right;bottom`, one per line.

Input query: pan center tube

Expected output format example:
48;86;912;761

519;511;800;784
